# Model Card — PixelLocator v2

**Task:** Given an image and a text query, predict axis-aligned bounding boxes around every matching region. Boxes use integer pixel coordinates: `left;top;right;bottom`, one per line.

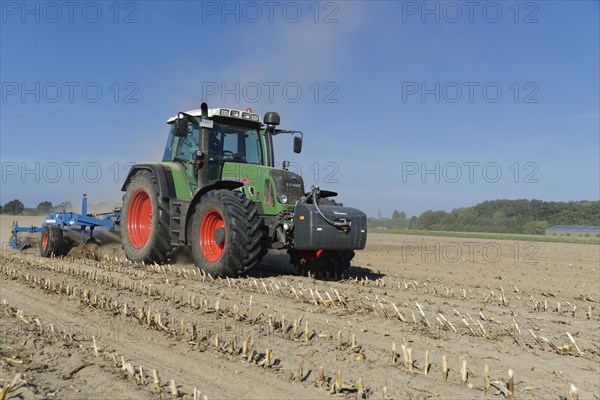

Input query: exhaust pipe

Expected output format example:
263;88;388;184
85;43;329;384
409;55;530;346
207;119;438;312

199;102;209;188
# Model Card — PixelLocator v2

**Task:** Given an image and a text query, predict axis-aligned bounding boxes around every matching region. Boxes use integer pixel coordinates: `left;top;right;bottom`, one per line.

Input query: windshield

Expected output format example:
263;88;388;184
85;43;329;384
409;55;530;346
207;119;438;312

163;120;263;166
210;121;262;165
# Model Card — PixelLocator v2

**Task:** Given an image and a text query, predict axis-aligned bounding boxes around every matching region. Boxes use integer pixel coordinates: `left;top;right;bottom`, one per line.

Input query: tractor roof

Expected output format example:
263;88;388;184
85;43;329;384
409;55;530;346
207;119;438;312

167;108;262;124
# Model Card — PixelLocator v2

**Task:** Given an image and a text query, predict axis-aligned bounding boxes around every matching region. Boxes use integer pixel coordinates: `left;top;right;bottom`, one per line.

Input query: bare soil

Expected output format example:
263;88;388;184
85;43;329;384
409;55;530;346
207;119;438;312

1;215;599;399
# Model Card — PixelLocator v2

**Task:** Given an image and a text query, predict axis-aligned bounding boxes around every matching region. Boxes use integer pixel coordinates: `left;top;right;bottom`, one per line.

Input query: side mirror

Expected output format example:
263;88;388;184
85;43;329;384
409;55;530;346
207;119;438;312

174;118;188;137
293;136;303;153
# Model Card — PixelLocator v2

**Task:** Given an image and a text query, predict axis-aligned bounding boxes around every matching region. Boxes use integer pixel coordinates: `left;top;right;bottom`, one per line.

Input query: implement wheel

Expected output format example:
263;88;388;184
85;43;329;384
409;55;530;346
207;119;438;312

190;190;265;277
121;170;172;263
40;225;66;257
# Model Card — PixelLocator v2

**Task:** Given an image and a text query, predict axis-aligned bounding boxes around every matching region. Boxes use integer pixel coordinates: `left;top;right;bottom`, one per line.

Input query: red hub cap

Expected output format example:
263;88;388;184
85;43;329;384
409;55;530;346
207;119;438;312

42;232;48;252
128;190;152;249
200;209;225;262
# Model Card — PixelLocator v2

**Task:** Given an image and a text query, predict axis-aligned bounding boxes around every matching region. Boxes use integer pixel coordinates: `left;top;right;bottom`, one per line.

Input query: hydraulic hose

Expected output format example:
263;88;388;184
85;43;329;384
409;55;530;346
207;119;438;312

310;186;351;231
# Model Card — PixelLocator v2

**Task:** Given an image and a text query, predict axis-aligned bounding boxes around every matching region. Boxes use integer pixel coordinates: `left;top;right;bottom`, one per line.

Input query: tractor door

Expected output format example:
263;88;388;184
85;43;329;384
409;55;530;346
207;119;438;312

171;123;199;192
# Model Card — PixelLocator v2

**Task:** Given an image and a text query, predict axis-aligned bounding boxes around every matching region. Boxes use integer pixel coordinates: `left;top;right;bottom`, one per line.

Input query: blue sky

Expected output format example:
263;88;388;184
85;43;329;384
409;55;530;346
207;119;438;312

1;1;598;217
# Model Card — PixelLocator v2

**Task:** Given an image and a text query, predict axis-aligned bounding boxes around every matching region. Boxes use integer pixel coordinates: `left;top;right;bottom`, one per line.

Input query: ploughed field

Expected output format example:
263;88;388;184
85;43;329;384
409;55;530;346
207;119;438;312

0;215;598;399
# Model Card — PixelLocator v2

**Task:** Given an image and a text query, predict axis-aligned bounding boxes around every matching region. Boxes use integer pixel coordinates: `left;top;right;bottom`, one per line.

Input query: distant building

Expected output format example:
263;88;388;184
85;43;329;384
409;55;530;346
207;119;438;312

545;225;600;237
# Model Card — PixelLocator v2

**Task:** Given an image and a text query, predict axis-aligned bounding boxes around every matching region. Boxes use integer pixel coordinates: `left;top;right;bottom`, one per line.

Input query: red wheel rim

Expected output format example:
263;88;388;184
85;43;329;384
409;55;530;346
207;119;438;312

127;190;152;249
200;209;225;262
42;232;48;252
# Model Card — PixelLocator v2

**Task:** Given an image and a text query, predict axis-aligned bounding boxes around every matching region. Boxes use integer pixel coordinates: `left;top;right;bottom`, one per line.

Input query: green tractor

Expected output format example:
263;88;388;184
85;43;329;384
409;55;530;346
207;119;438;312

120;102;367;277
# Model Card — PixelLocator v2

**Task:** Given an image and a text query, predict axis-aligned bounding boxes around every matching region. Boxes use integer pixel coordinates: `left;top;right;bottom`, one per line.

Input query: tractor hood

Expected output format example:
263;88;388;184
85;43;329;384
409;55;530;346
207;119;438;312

221;162;304;215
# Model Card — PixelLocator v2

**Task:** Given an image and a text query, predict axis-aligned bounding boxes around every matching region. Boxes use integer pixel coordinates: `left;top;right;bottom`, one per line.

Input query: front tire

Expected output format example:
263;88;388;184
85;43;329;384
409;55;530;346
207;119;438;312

121;171;172;263
190;190;265;277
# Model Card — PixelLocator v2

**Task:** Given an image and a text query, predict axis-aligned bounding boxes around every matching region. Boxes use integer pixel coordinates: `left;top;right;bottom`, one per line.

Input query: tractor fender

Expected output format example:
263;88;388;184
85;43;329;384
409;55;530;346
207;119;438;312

121;163;176;199
183;180;244;243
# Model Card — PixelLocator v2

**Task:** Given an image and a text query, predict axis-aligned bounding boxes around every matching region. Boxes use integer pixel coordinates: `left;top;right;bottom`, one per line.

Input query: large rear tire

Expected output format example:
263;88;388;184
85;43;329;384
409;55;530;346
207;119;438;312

190;190;265;277
121;170;172;263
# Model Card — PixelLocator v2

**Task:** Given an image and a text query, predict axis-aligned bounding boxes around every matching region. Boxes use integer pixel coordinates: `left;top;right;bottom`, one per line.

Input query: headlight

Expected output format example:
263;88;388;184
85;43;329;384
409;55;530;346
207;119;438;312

278;194;288;204
220;109;229;116
230;110;240;117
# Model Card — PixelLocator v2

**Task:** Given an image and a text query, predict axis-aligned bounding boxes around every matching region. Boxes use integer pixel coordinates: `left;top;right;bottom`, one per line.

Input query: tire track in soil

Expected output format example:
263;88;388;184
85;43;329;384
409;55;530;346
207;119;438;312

0;308;156;400
3;251;599;399
3;220;600;398
7;252;597;364
1;277;332;399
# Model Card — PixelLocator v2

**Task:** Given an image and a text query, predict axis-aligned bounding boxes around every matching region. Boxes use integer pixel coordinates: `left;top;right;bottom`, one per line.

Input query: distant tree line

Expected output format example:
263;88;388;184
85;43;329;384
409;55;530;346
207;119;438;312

4;198;599;235
1;199;73;216
369;199;600;234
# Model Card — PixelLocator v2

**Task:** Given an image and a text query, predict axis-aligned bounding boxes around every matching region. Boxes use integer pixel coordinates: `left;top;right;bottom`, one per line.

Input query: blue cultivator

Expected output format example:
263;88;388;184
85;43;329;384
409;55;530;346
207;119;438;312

9;195;121;256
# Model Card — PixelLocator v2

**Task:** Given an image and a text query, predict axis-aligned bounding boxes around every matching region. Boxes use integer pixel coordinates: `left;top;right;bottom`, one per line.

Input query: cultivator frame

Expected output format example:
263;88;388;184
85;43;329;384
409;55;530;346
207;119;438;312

9;195;121;251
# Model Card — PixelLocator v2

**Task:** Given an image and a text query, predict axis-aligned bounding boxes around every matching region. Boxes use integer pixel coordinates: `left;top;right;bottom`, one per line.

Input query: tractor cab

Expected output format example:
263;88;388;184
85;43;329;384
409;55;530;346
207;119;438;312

163;107;305;215
163;112;264;190
164;108;265;188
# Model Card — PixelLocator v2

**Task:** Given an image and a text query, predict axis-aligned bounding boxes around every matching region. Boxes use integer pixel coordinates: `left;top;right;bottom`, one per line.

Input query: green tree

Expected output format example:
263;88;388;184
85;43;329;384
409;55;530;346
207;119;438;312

408;216;418;229
392;210;407;228
522;220;550;235
3;199;25;215
417;210;448;230
492;210;506;226
36;201;53;214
